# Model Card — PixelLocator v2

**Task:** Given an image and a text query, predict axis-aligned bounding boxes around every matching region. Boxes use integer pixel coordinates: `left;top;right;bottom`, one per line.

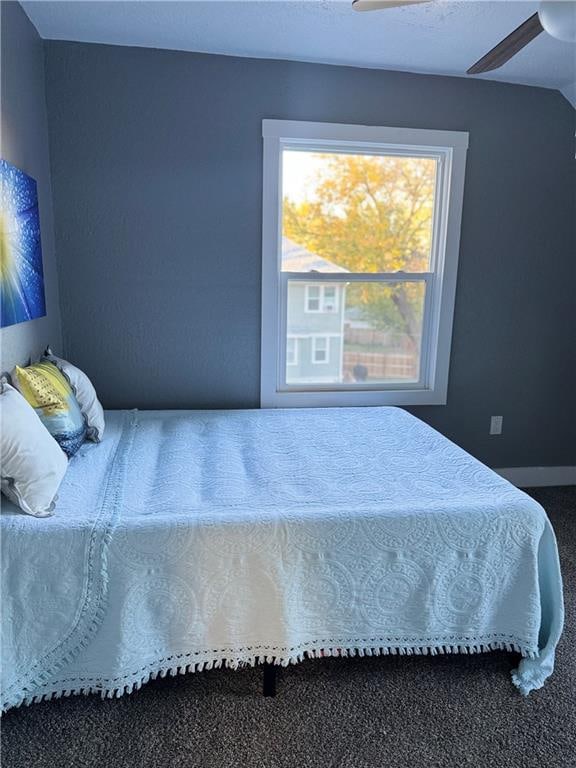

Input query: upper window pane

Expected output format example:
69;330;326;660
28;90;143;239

282;150;437;273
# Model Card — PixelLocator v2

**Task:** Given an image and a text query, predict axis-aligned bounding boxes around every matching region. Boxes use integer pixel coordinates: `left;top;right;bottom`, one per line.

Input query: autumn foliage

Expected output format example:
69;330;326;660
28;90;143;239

283;152;436;343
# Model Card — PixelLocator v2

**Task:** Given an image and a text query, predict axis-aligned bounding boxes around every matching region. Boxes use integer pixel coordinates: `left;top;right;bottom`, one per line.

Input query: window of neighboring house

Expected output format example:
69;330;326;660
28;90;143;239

322;286;338;313
312;336;329;364
261;119;469;408
287;337;298;365
305;285;321;312
305;285;339;313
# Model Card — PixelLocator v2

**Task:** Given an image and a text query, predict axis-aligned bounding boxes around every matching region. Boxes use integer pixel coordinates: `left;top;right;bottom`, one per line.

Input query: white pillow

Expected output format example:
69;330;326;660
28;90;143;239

43;347;105;442
0;380;68;517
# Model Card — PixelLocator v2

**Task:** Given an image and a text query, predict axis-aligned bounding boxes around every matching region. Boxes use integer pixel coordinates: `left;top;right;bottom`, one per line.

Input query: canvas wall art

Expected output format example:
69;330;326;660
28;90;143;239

0;159;46;328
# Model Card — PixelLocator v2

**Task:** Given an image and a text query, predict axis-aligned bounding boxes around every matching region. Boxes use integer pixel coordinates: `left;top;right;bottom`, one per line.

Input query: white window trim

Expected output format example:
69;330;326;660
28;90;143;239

311;335;330;365
260;119;469;409
286;336;299;366
304;284;322;313
304;284;339;314
320;285;338;313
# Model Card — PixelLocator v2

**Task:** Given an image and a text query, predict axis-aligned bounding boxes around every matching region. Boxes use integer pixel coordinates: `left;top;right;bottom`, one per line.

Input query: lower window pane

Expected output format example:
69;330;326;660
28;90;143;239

285;280;425;386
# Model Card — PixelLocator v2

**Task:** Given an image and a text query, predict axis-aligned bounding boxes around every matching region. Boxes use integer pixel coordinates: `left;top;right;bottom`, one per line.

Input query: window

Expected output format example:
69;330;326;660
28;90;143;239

305;285;321;312
305;285;339;313
322;286;337;313
287;337;298;366
261;120;468;408
312;336;329;364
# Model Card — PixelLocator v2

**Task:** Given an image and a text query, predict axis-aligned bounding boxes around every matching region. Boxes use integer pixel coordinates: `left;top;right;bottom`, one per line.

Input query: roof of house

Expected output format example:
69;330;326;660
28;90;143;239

281;237;348;274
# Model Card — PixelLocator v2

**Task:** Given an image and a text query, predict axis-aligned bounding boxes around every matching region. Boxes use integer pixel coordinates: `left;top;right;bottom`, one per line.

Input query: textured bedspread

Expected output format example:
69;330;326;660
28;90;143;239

0;407;564;710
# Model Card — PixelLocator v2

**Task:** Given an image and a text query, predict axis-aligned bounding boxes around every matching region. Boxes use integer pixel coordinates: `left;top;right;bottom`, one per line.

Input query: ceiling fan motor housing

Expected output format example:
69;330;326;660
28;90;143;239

538;1;576;43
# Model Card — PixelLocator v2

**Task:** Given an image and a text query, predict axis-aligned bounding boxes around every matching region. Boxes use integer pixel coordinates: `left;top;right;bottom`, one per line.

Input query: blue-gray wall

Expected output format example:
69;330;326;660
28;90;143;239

0;1;62;371
43;41;576;468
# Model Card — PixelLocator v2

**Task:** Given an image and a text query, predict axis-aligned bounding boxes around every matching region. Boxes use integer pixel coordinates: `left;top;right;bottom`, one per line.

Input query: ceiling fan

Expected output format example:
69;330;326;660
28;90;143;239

352;1;576;75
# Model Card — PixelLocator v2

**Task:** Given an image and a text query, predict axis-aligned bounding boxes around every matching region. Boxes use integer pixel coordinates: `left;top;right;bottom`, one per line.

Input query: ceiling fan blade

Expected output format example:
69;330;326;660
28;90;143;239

467;12;544;75
352;0;431;11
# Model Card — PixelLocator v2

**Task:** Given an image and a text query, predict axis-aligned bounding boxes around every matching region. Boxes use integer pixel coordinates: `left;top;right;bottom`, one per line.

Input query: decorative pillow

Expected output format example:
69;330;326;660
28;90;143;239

0;380;68;517
11;361;88;458
42;347;105;442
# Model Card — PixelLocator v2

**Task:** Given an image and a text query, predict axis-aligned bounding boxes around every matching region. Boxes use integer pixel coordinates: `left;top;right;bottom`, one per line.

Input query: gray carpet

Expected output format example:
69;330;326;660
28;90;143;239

2;487;574;768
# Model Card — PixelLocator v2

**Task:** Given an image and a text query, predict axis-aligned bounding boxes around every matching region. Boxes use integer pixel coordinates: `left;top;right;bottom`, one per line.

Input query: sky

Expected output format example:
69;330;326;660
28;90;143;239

282;150;326;203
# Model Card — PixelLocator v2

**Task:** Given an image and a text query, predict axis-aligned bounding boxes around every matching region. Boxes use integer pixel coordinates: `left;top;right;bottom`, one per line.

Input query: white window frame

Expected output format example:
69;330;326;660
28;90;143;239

286;336;298;366
311;335;330;365
304;285;322;313
305;284;339;314
261;119;469;408
320;285;338;313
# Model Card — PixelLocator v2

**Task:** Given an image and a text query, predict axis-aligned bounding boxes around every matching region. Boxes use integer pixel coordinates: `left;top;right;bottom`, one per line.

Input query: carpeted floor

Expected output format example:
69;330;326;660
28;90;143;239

2;486;574;768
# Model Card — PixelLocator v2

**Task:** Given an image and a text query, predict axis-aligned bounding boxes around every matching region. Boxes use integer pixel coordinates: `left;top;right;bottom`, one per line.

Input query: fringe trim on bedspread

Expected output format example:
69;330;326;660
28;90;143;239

1;412;138;715
5;639;537;711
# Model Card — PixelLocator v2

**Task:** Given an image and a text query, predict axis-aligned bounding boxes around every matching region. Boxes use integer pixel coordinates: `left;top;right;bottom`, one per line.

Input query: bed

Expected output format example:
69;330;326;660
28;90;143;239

0;406;564;711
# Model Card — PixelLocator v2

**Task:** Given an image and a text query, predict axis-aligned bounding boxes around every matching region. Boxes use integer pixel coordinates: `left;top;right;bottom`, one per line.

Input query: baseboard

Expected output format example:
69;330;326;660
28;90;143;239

494;466;576;488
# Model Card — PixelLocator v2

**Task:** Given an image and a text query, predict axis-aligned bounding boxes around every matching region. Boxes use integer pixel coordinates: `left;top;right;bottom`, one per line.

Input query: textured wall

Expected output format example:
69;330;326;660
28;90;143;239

44;41;576;468
0;1;62;371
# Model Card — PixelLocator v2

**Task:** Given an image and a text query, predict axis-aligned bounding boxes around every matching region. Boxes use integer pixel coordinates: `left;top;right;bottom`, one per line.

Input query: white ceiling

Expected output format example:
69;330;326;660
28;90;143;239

22;1;576;104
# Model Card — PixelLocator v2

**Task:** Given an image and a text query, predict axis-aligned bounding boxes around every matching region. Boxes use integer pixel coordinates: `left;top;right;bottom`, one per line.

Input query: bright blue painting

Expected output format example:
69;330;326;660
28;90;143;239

0;160;46;328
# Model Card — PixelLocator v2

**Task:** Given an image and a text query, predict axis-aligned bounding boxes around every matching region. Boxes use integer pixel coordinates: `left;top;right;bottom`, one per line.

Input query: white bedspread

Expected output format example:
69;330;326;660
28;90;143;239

1;407;564;710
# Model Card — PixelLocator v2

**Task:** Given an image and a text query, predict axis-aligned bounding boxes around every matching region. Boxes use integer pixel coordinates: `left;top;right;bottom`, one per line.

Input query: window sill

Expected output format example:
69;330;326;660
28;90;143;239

260;387;447;408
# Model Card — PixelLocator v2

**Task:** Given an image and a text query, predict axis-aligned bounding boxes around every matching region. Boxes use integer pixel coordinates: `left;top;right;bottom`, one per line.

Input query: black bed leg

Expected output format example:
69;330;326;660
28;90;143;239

262;661;277;697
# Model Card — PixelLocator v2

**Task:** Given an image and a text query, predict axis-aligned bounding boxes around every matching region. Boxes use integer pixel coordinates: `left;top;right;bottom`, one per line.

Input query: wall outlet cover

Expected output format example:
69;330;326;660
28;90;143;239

490;415;503;435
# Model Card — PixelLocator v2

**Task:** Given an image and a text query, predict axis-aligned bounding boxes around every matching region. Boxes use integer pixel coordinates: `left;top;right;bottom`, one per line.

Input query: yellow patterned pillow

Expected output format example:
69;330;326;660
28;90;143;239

11;362;87;457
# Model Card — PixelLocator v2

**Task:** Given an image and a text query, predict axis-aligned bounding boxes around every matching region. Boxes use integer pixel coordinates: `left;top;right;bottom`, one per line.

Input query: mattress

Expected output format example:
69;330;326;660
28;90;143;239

0;407;564;711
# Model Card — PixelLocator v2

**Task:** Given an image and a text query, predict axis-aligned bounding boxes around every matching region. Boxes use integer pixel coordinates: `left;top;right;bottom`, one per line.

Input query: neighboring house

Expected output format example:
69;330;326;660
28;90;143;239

282;237;348;385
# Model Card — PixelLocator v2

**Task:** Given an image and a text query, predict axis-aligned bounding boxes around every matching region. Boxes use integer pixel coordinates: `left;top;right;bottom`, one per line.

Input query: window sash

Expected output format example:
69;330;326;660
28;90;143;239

311;336;330;365
279;273;432;392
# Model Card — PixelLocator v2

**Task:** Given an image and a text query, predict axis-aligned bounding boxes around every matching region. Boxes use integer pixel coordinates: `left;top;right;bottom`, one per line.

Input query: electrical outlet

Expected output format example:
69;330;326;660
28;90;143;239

490;416;503;436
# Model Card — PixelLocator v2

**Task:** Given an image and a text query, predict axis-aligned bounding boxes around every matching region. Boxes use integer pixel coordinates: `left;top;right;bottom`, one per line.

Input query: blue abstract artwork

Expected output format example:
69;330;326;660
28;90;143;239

0;159;46;328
